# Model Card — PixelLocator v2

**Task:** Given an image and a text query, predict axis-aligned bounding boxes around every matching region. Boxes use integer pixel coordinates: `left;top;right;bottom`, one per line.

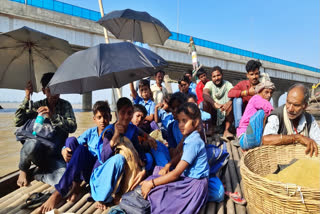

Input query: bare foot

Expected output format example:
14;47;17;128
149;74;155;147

96;201;107;210
67;182;81;202
17;170;29;187
39;191;62;213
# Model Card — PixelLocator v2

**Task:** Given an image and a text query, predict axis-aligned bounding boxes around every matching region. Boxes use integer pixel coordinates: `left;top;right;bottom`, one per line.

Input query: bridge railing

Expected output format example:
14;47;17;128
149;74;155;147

9;0;320;73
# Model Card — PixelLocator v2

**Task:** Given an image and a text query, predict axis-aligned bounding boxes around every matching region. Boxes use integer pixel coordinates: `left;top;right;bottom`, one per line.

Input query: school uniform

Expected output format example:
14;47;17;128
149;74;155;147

90;123;146;202
167;120;183;149
133;95;155;116
146;131;209;214
55;127;101;197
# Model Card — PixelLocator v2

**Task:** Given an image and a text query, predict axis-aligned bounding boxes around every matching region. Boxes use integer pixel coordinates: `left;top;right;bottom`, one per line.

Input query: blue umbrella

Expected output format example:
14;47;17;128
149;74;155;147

97;9;171;45
48;42;168;94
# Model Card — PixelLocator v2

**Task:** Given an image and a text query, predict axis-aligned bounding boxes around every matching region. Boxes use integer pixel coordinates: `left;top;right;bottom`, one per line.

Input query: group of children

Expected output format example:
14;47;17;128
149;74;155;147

40;76;217;213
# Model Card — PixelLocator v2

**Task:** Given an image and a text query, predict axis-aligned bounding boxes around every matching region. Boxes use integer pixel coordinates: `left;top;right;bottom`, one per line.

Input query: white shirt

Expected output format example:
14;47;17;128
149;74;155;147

150;83;168;105
263;113;320;145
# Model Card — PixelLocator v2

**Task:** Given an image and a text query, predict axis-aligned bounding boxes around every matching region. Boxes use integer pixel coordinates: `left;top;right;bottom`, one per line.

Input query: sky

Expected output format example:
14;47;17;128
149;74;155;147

0;0;319;105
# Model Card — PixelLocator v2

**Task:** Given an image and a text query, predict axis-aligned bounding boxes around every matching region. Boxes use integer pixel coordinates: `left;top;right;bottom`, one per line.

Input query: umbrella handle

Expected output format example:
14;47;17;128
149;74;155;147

29;94;33;111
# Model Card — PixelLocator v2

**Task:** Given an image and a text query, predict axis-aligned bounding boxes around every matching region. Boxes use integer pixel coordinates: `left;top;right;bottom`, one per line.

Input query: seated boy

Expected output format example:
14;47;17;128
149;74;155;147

132;104;171;169
177;75;197;96
40;101;111;213
130;80;157;133
195;68;209;105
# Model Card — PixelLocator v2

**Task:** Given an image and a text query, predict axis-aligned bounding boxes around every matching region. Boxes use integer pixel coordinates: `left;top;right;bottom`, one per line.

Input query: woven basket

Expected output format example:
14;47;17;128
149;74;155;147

240;144;320;214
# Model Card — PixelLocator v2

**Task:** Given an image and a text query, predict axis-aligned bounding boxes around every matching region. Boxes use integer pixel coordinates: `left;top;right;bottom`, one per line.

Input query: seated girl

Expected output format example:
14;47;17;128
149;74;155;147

236;80;275;150
167;92;187;156
140;102;209;213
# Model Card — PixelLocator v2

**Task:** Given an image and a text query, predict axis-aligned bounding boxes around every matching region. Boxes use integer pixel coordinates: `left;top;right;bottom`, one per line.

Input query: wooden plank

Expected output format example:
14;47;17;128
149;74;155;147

224;164;235;214
216;201;224;214
75;201;94;214
83;202;98;214
199;204;206;214
226;143;247;214
231;144;245;189
58;191;86;212
0;180;37;204
6;184;52;214
67;193;91;213
0;182;47;209
205;202;216;214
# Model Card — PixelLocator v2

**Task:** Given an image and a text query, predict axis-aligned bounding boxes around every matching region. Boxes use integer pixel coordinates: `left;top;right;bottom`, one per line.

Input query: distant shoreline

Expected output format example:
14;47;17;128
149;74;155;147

0;102;83;112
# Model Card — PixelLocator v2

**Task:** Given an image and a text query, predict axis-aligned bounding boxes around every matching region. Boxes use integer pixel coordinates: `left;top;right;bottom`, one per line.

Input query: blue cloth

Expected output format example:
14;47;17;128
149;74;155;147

181;131;209;179
201;110;211;122
133;96;155;116
55;137;97;197
157;109;174;129
167;120;183;149
189;82;197;94
206;143;229;175
150;141;170;167
239;110;265;150
90;154;126;202
208;176;225;202
233;97;243;128
76;127;100;157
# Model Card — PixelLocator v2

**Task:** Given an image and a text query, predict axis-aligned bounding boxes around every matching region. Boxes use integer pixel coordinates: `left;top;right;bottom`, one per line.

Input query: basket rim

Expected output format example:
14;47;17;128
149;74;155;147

240;144;320;192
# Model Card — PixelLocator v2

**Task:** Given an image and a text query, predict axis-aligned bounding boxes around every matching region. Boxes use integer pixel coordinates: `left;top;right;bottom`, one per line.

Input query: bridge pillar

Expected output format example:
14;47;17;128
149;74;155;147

272;91;283;108
82;92;92;111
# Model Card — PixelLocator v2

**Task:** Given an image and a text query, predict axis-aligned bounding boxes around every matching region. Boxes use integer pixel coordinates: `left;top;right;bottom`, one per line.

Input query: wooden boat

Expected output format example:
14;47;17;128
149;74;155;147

0;137;248;214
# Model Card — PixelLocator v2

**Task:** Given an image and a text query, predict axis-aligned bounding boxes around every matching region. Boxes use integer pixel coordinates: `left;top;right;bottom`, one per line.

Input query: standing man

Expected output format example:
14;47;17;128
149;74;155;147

203;66;233;139
228;60;261;128
15;72;77;187
262;84;319;157
150;70;168;105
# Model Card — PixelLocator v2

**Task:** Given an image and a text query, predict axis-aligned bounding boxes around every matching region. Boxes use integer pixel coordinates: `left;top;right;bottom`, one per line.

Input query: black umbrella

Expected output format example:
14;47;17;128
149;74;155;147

48;42;168;94
97;9;171;45
0;26;73;92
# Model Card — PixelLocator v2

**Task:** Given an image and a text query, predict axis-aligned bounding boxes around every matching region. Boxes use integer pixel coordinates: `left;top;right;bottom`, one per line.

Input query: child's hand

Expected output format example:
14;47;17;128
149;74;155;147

130;170;147;191
61;147;72;163
140;180;153;199
158;164;170;175
114;122;125;137
155;103;164;109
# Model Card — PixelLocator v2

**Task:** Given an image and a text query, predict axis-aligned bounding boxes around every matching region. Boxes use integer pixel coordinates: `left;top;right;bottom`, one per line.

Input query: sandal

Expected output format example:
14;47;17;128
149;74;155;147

225;191;247;205
21;192;52;209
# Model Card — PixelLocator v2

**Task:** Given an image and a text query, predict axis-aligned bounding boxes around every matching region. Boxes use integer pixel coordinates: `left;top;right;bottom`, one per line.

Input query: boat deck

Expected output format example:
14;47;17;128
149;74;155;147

0;138;248;214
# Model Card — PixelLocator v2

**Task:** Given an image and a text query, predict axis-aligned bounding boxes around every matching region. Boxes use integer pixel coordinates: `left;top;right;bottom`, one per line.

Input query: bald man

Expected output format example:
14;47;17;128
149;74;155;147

262;84;319;157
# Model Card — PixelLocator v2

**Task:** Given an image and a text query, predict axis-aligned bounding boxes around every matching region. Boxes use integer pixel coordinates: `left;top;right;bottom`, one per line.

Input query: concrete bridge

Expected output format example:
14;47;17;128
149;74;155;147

1;0;319;109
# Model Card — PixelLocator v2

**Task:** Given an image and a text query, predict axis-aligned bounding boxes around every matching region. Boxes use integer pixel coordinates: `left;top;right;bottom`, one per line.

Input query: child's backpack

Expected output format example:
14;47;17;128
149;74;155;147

206;141;229;176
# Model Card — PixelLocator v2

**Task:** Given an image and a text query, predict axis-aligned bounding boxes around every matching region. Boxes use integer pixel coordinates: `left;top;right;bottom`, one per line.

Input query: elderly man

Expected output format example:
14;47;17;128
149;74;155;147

262;84;319;157
15;72;77;187
150;70;168;105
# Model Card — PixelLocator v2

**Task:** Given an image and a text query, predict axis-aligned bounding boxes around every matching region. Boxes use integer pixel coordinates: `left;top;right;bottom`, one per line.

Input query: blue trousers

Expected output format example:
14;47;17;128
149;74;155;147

55;137;97;197
239;110;265;150
233;98;243;128
90;154;126;202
